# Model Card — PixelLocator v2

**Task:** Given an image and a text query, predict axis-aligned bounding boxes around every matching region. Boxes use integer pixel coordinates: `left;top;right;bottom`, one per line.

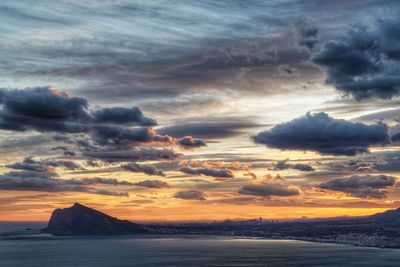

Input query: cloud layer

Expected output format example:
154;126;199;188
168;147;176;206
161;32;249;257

253;112;389;155
312;19;400;100
134;180;170;188
239;182;300;197
123;163;165;176
319;174;396;199
0;87;206;150
0;171;130;197
174;190;207;201
178;166;234;179
274;160;315;172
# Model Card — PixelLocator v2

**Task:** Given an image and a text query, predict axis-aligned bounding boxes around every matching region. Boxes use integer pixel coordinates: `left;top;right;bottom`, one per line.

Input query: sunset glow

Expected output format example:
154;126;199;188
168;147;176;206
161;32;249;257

1;0;400;223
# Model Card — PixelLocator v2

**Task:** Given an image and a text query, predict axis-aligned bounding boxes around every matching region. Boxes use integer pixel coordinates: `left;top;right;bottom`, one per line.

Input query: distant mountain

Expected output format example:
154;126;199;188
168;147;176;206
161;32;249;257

367;207;400;223
284;208;400;224
42;203;148;236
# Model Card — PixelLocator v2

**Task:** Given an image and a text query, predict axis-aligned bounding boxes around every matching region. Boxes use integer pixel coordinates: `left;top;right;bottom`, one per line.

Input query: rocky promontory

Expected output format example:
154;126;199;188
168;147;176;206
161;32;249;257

42;203;148;236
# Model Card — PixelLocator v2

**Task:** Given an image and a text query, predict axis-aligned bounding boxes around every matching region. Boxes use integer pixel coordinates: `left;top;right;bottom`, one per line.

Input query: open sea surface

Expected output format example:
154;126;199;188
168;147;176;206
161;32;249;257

1;222;400;266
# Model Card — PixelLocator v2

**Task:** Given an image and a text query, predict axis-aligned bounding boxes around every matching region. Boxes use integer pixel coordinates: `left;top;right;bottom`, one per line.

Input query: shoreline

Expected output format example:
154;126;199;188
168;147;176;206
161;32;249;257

7;230;400;249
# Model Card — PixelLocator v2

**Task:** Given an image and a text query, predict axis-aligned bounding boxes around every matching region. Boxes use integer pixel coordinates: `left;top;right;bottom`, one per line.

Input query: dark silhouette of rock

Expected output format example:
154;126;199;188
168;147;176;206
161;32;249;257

42;203;148;236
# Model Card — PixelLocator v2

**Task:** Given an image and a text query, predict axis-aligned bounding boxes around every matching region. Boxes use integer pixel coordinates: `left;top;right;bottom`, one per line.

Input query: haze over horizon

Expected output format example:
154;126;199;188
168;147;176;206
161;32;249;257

2;0;400;222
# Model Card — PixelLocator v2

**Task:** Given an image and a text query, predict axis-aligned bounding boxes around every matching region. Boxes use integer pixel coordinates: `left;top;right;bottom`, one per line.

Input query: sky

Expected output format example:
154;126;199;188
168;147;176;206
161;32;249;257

1;0;400;221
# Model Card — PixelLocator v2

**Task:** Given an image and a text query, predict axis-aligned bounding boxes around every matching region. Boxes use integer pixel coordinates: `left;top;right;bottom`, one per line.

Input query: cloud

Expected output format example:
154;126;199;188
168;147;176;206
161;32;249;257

134;180;170;188
391;132;400;142
0;87;173;146
74;177;133;186
157;120;263;139
122;163;165;176
180;160;250;171
85;147;181;162
174;190;207;200
51;146;68;151
177;136;206;148
319;174;396;199
178;166;234;179
91;125;158;145
0;171;129;196
29;158;80;170
0;1;290;97
25;157;80;170
0;88;214;156
312;19;400;100
276;64;300;77
244;171;257;179
92;106;157;126
273;159;315;172
0;87;89;120
295;19;319;51
6;162;53;173
7;156;81;171
253;112;389;155
0;88;172;143
0;135;51;154
0;87;90;133
63;151;76;157
87;189;129;197
239;182;300;197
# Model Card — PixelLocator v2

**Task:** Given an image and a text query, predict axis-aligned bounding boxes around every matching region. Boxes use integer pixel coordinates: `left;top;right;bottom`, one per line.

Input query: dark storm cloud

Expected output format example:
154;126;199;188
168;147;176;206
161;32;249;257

239;183;300;197
178;166;234;179
273;160;315;172
177;136;207;148
0;87;157;135
92;107;157;126
174;190;207;201
312;19;400;100
0;88;202;149
85;147;181;163
134;180;170;188
0;87;90;133
253;112;389;155
122;163;165;177
319;174;396;199
0;171;129;197
0;87;89;121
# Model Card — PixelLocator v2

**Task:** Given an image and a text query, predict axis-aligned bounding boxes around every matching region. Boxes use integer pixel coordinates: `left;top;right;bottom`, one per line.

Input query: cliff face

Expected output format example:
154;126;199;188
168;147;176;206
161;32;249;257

42;203;148;236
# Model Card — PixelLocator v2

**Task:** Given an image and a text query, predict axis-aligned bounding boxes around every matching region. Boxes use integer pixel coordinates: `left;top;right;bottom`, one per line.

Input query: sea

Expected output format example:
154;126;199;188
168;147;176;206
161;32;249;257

1;222;400;266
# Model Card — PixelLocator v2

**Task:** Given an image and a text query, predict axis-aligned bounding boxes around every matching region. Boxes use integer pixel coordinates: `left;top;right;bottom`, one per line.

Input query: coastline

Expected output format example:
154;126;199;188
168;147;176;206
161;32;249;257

1;226;398;249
